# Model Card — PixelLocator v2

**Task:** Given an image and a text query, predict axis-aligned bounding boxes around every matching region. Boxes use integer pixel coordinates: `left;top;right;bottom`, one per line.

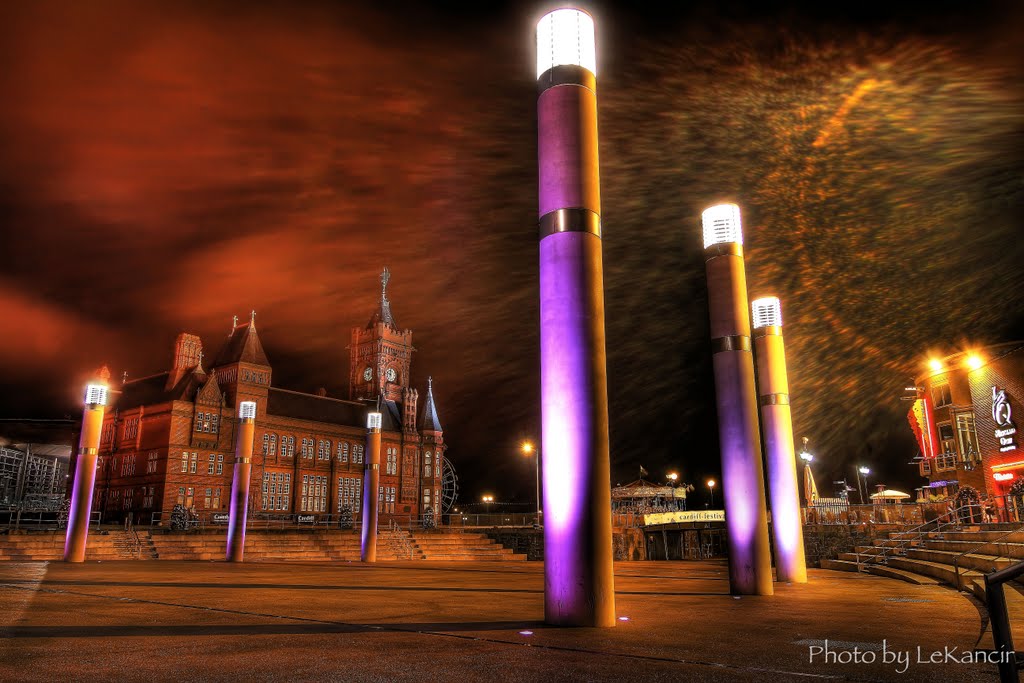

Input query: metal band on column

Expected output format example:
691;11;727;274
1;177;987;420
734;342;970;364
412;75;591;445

537;8;616;627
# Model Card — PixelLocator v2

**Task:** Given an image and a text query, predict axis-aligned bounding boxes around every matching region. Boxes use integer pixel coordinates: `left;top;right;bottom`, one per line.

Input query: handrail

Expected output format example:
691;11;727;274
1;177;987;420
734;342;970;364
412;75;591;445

953;525;1024;591
983;561;1023;682
857;503;979;571
388;520;415;560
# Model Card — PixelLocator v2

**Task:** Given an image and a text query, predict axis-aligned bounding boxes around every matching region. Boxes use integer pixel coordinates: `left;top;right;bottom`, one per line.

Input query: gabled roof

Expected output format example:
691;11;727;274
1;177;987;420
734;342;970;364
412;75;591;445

195;372;223;406
420;378;442;432
214;319;269;367
380;398;403;431
114;373;176;410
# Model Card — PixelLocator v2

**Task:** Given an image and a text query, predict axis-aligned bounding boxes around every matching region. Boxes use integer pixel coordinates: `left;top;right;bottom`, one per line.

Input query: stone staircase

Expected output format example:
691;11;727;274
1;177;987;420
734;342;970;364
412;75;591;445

0;529;527;562
820;526;1024;653
0;532;128;561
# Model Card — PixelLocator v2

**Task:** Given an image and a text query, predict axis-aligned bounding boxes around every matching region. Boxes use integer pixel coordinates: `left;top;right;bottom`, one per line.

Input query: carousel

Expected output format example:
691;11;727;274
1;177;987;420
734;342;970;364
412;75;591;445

612;477;692;514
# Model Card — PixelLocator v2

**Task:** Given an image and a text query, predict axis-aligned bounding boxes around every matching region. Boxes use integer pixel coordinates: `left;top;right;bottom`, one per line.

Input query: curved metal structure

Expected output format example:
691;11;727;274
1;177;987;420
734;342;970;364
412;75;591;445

441;459;459;513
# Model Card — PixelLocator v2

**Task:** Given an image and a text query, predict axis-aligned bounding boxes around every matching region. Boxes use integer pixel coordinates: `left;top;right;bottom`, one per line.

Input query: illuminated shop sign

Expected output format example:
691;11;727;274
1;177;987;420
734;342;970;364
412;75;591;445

994;472;1016;482
993;386;1018;453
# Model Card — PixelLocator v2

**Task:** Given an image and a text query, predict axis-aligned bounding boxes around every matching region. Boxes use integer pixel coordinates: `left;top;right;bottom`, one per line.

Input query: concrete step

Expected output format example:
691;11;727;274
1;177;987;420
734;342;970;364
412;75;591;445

907;548;1014;575
923;539;1024;560
887;556;983;591
864;564;940;586
819;559;861;573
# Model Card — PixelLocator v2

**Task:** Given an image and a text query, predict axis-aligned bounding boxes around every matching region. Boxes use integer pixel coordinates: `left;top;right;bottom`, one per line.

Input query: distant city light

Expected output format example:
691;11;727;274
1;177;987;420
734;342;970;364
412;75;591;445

751;297;782;329
84;384;108;406
238;401;257;420
536;8;596;78
701;204;743;248
707;479;716;488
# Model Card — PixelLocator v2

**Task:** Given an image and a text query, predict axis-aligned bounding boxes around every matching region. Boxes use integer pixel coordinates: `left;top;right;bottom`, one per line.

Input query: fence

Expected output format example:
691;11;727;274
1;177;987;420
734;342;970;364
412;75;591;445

802;495;1023;526
0;508;101;531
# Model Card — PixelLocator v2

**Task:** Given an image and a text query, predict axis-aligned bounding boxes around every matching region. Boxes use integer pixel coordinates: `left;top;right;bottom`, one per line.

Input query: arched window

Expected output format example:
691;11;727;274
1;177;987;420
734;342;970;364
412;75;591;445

424;451;432;478
262;433;269;455
269;434;277;456
323;440;331;460
338;442;349;463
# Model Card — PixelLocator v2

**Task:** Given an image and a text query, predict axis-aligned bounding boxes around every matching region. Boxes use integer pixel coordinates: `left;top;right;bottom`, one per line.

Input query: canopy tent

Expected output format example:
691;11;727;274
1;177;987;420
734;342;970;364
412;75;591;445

870;489;911;503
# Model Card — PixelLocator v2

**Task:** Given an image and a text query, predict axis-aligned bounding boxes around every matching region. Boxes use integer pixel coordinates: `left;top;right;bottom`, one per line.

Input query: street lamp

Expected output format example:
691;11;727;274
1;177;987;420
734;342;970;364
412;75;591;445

707;479;716;508
666;472;679;511
857;466;870;504
482;494;494;514
521;441;541;520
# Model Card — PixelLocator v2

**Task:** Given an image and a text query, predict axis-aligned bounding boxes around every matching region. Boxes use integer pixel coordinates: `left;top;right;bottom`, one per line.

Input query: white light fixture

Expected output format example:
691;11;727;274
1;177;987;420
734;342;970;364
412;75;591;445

751;297;782;329
84;384;109;406
239;401;257;420
701;204;743;248
367;412;382;430
858;466;870;475
536;8;596;78
799;452;813;463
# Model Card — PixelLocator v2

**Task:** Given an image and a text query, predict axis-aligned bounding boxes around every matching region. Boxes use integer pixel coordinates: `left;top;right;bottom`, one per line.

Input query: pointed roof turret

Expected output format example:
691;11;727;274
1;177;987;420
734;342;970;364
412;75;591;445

214;313;270;366
366;266;398;328
420;376;442;432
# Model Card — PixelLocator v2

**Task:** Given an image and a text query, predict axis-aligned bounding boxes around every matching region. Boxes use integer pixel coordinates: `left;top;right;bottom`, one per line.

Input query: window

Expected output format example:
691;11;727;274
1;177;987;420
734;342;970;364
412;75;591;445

190;452;198;473
423;488;431;505
146;452;158;474
386;447;398;475
216;454;224;474
262;434;270;455
424;451;432;479
956;412;981;462
338;441;349;463
337;477;362;514
181;452;189;473
317;440;328;460
931;383;952;409
213;487;221;509
124;417;139;440
269;434;277;456
211;414;219;434
208;454;216;475
283;436;295;457
143;486;154;509
353;444;364;464
301;438;313;459
177;487;185;505
121;454;136;477
204;488;212;508
938;423;956;455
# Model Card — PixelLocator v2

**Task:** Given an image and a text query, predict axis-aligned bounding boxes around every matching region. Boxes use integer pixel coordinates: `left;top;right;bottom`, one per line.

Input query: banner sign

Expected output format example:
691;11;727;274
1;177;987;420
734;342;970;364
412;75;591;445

993;386;1018;453
211;513;230;524
907;397;939;458
643;509;725;526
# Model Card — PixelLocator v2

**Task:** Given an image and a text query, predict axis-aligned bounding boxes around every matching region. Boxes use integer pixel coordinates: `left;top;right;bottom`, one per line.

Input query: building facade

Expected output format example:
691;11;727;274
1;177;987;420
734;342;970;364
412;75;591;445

909;342;1024;504
81;273;445;524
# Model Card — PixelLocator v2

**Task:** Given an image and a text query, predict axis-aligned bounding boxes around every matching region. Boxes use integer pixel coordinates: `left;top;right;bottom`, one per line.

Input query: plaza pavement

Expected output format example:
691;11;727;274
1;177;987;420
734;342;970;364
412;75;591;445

0;560;997;682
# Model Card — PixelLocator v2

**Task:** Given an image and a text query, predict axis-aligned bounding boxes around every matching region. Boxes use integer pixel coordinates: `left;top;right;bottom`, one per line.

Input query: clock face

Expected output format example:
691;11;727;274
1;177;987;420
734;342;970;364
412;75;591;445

363;367;372;382
386;368;397;382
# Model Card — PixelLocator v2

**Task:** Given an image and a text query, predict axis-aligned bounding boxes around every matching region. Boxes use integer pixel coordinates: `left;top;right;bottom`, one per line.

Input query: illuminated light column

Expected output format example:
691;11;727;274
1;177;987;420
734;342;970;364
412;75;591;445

752;297;807;584
226;401;257;562
360;411;383;563
64;383;108;563
536;8;615;627
702;204;773;596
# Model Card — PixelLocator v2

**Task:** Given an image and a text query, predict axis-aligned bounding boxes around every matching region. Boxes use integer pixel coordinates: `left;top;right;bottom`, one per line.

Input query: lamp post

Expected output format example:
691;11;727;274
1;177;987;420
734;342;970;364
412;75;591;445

857;466;870;505
799;439;815;505
707;479;716;508
751;296;806;583
482;494;494;516
536;7;615;627
65;382;108;563
360;411;382;563
702;203;774;596
667;472;679;510
522;441;541;521
226;401;257;562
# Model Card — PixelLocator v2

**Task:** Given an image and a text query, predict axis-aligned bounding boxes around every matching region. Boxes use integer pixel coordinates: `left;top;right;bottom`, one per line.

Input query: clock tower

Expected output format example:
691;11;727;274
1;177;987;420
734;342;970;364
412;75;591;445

349;267;414;402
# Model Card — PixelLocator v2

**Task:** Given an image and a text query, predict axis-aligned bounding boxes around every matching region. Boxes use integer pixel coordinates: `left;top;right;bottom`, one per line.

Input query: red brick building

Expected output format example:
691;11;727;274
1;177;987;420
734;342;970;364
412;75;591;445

87;273;445;524
910;342;1024;505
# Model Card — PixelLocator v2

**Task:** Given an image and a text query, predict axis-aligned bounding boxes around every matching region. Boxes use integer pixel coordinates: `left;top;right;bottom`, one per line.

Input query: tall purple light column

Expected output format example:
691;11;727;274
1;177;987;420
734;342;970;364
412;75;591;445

360;411;382;563
64;383;108;563
702;204;774;596
226;401;257;562
536;8;615;627
752;297;807;583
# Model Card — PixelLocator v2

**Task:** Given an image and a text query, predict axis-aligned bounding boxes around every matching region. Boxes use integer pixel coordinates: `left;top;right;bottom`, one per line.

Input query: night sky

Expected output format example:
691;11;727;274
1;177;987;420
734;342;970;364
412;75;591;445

1;1;1022;507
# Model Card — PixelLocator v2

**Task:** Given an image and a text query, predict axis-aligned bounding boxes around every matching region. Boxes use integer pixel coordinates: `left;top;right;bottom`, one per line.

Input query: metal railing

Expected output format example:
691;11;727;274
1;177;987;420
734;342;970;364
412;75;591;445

859;503;979;571
982;561;1024;681
952;525;1024;592
0;508;101;531
387;519;416;560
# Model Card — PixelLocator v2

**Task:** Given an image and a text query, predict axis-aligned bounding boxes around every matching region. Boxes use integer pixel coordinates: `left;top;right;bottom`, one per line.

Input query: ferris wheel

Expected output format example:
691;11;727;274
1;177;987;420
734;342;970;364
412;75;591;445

441;458;459;513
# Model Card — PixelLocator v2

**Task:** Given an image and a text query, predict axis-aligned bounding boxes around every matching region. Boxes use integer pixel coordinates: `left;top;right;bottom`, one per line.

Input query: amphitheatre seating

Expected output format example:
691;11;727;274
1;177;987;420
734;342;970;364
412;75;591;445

820;526;1024;653
0;531;155;560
